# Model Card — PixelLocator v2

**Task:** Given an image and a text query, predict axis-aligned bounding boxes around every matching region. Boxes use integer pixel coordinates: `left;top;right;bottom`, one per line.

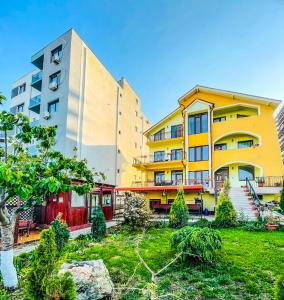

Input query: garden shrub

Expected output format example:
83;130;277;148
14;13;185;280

190;218;211;228
123;193;152;229
25;228;76;299
280;181;284;212
214;192;238;227
91;206;107;240
243;218;266;232
169;188;189;228
51;212;70;252
222;179;231;195
171;226;222;262
274;276;284;300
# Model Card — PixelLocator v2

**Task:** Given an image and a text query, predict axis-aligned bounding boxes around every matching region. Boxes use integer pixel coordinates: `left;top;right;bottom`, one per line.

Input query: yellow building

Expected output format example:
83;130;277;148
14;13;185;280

118;85;284;214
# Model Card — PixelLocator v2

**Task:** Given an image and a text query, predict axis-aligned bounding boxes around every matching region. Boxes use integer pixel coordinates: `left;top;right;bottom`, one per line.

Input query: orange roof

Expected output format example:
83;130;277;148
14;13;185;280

115;185;203;192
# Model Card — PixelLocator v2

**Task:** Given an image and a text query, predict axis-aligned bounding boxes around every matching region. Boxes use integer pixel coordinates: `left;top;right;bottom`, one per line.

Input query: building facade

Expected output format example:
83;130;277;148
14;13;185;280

118;86;284;214
10;29;150;187
276;103;284;161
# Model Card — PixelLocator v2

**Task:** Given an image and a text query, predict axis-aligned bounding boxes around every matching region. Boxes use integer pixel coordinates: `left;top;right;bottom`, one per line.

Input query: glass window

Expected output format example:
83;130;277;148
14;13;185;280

214;143;227;151
153;128;165;141
51;45;63;62
239;165;254;181
171;124;183;138
238;140;253;149
154;151;165;162
188;170;209;185
154;172;165;185
48;99;59;113
171;171;183;185
203;146;209;160
17;103;24;113
213;116;226;123
171;149;183;160
189;147;195;161
49;71;61;84
103;194;112;207
71;191;86;207
196;147;202;161
188;113;208;135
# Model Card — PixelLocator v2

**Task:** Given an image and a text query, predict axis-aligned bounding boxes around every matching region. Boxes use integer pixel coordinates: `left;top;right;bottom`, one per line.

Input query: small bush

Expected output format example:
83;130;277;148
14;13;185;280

169;188;189;228
25;228;76;299
190;218;211;228
123;193;152;229
171;226;222;262
51;213;70;252
215;192;238;228
243;219;266;232
92;206;107;240
274;276;284;300
280;181;284;212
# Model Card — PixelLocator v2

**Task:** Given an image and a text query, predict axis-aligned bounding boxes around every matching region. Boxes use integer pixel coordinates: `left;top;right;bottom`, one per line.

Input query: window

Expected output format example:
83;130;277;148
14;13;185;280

171;171;183;185
154;128;165;141
154;151;165;162
238;140;253;149
135;126;138;132
171;124;183;138
214;143;227;151
237;114;248;118
154;171;165;185
189;113;208;134
17;103;24;113
188;170;209;185
11;83;26;98
102;194;112;207
188;145;209;161
51;45;62;63
213;116;226;123
48;99;59;113
71;191;86;207
135;111;138;117
239;165;254;181
171;149;183;160
49;71;61;86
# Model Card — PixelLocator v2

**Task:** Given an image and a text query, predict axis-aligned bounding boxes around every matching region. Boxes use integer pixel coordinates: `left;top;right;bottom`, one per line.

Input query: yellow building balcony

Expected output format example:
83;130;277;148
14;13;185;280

147;130;183;146
133;153;185;170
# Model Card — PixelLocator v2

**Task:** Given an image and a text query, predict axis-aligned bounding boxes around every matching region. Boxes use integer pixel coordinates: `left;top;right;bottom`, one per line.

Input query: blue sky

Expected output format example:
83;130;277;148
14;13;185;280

0;0;283;123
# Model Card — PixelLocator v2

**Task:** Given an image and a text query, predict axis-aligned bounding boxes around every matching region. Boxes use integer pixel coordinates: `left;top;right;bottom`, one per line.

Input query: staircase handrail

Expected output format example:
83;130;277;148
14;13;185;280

245;177;262;211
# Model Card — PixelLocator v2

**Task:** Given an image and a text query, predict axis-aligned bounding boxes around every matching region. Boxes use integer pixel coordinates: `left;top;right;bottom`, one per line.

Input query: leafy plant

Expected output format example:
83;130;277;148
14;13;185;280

214;192;238;227
169;188;189;228
91;206;107;240
243;219;266;231
51;213;70;252
123;193;152;229
190;218;211;228
171;226;222;262
222;179;231;196
274;276;284;300
280;180;284;212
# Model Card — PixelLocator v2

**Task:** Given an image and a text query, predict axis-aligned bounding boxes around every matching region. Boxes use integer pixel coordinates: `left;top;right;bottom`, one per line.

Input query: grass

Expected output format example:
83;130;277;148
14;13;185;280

61;227;284;299
3;227;284;299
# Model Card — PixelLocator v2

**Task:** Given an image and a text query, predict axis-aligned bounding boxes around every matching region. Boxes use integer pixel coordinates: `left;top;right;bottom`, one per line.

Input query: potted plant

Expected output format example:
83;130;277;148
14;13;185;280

265;215;280;230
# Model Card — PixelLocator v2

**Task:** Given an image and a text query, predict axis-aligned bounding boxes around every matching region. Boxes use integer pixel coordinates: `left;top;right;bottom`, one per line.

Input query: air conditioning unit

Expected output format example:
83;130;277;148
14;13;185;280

43;111;51;120
49;80;58;91
52;53;61;64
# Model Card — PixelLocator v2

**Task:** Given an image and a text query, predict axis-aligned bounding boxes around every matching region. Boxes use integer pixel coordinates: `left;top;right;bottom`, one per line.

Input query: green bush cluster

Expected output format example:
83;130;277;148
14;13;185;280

91;206;107;240
280;181;284;212
274;276;284;300
51;213;70;252
215;192;238;228
169;188;189;228
171;226;222;262
25;228;76;300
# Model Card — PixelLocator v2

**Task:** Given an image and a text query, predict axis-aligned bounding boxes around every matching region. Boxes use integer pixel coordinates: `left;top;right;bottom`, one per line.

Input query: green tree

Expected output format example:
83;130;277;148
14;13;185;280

215;192;238;227
279;180;284;212
51;213;70;252
91;206;106;240
0;93;96;289
274;276;284;300
169;188;189;228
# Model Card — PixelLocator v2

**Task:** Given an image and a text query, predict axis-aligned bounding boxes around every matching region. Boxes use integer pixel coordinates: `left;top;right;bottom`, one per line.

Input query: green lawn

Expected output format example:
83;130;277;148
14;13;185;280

61;227;284;299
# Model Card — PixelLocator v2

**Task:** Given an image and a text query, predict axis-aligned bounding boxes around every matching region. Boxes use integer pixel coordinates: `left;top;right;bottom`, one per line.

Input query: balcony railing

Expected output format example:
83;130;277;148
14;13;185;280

133;153;184;165
254;176;283;187
132;179;211;188
29;95;41;114
148;129;183;142
31;72;42;84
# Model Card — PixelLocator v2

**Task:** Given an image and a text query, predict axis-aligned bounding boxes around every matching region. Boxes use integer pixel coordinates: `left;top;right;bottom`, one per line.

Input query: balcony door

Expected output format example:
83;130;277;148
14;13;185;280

171;171;183;185
154;171;165;186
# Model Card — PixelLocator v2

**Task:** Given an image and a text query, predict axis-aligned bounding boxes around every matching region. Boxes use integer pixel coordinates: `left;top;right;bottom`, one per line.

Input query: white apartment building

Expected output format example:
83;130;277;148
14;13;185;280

10;28;150;186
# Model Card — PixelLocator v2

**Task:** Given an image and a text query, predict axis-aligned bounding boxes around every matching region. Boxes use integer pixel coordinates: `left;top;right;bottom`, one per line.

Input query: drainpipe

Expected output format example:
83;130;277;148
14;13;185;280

114;86;120;186
180;103;186;184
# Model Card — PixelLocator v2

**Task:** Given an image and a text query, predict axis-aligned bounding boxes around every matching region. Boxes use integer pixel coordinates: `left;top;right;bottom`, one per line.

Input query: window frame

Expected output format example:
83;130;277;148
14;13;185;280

214;143;227;151
171;124;183;138
188;113;208;135
154;171;165;185
171;170;183;185
188;145;209;161
153;128;165;141
213;116;226;123
171;148;183;161
154;151;165;162
50;45;63;62
17;103;24;113
48;99;59;113
188;170;209;185
238;140;253;149
238;165;255;181
49;71;61;84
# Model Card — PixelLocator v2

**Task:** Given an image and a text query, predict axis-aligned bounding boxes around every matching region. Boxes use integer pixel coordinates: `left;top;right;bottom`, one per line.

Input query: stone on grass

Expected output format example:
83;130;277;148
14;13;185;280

59;259;114;300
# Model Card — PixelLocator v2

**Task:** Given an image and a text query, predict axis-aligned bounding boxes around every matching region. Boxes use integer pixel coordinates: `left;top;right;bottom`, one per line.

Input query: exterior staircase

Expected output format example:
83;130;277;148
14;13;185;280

229;187;259;220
